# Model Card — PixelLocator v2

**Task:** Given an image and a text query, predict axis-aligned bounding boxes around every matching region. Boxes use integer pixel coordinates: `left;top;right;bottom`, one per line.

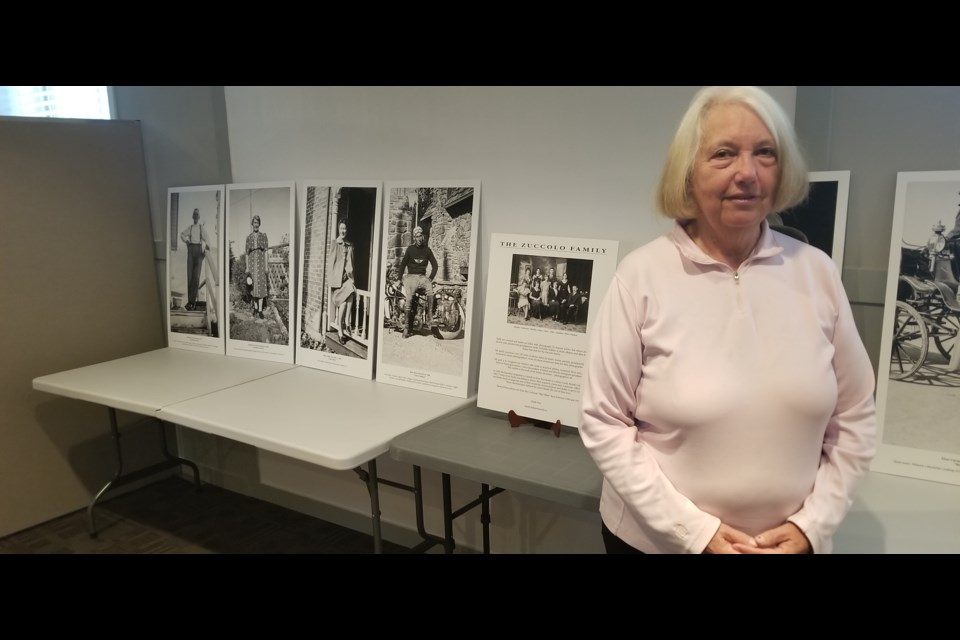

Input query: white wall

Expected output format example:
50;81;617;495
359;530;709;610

112;86;233;328
225;85;794;255
113;86;232;243
204;86;797;553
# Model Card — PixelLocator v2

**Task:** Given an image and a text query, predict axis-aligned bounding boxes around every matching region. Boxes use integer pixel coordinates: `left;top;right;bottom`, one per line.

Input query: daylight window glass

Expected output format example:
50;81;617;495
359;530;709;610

0;86;112;119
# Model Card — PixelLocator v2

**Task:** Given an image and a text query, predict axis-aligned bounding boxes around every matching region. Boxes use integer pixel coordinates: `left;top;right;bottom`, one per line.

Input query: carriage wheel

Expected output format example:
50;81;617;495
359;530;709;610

890;301;928;380
932;313;959;360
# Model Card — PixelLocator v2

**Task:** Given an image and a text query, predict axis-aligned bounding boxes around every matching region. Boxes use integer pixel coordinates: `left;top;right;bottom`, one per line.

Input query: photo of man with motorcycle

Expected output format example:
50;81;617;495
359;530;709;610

384;225;466;341
377;185;475;384
397;226;438;338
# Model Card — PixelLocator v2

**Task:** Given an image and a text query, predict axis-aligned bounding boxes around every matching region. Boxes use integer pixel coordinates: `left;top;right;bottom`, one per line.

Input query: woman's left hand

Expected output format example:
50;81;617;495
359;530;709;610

733;523;811;554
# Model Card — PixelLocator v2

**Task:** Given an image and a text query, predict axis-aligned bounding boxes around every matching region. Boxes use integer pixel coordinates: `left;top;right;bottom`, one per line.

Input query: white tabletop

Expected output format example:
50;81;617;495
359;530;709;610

32;348;294;415
158;366;476;470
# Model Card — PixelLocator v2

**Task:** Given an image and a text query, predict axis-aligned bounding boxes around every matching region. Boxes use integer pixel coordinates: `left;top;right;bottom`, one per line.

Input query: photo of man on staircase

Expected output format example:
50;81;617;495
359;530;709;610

168;189;221;339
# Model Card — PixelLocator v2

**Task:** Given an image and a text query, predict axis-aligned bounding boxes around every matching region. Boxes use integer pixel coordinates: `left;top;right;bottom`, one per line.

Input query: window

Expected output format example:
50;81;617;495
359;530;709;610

0;86;112;119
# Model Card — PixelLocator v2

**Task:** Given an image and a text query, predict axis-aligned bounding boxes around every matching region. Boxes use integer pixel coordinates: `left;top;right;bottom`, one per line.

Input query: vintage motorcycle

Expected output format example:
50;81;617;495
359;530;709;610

384;279;466;340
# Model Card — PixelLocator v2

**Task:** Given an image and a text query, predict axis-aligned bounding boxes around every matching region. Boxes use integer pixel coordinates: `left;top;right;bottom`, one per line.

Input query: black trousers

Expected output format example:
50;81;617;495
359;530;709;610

601;522;645;554
186;243;203;305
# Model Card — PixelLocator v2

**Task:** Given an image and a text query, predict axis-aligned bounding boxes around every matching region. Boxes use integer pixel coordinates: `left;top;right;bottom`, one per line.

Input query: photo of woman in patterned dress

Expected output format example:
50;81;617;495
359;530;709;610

245;214;269;319
226;183;294;360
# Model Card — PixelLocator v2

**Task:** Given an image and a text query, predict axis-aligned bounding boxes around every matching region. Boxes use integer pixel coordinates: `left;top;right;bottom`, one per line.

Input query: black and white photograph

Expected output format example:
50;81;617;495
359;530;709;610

375;182;480;398
477;234;619;428
874;171;960;485
506;255;594;333
769;170;849;269
166;185;225;353
225;181;296;364
295;181;382;378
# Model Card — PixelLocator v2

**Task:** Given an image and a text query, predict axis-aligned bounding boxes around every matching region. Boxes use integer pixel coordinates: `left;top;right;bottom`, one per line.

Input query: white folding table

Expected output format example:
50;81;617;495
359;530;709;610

34;349;474;553
32;348;294;537
158;366;475;553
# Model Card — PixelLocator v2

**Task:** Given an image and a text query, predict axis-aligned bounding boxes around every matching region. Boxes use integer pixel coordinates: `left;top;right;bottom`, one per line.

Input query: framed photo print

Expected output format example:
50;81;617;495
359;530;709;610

873;170;960;485
225;181;296;364
476;234;619;427
770;170;850;269
375;181;480;398
296;181;383;378
166;185;225;353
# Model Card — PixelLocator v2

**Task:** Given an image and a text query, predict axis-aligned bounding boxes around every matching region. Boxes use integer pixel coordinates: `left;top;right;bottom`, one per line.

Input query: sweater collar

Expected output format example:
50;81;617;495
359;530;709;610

669;219;784;267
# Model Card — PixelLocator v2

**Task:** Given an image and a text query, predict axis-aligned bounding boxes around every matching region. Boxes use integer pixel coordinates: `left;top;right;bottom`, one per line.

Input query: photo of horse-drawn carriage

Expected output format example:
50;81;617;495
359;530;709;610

874;173;960;482
890;220;960;380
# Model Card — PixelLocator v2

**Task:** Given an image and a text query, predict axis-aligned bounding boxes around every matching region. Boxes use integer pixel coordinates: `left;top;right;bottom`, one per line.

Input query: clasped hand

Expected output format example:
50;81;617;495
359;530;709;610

703;522;811;554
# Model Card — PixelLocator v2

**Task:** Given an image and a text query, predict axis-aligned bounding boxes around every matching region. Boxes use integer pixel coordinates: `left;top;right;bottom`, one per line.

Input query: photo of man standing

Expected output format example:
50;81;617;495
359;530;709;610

179;208;209;311
398;225;438;338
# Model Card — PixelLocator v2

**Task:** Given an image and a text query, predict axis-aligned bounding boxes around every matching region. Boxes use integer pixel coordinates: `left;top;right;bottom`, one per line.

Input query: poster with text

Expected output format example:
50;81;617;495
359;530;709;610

375;182;480;398
295;181;382;378
771;170;850;270
166;185;226;354
225;181;296;364
477;234;619;427
873;170;960;485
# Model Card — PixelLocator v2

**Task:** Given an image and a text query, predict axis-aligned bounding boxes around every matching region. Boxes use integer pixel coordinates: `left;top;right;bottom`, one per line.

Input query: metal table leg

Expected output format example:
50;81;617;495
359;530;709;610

378;465;446;553
442;473;454;554
87;408;124;538
159;420;201;490
87;408;201;538
481;483;492;554
364;459;383;554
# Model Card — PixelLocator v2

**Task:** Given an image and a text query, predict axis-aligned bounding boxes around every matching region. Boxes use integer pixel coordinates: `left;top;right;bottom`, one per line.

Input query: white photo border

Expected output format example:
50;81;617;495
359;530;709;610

476;233;620;427
873;170;960;485
375;181;481;398
295;180;383;378
774;170;849;270
166;184;226;354
225;181;297;364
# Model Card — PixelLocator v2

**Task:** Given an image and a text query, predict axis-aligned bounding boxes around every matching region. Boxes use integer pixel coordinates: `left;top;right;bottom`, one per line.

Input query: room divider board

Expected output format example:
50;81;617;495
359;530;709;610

0;117;164;536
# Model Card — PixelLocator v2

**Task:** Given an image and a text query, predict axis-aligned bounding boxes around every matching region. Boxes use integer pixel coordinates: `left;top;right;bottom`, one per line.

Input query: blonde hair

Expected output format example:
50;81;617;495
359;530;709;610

655;86;809;220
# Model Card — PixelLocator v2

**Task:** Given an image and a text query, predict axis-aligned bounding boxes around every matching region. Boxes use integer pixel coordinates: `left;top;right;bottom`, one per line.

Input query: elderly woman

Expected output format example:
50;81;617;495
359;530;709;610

245;214;269;319
328;220;356;344
580;86;876;554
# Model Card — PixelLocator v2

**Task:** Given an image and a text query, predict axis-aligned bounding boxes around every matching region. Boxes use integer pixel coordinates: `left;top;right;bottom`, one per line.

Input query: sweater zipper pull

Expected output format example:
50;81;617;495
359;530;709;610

733;271;740;285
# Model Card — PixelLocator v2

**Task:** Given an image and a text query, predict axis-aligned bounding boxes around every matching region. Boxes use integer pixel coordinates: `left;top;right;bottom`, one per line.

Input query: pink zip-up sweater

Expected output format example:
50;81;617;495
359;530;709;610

580;221;876;554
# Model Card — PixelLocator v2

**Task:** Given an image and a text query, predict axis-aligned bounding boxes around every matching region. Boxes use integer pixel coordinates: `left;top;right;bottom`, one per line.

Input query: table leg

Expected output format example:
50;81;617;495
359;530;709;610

87;407;124;538
442;473;454;554
158;420;201;491
481;483;491;554
366;459;383;554
87;410;201;539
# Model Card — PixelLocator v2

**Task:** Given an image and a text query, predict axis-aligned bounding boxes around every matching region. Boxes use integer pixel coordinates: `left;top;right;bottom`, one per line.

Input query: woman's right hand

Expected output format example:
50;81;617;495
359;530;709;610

703;523;757;554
